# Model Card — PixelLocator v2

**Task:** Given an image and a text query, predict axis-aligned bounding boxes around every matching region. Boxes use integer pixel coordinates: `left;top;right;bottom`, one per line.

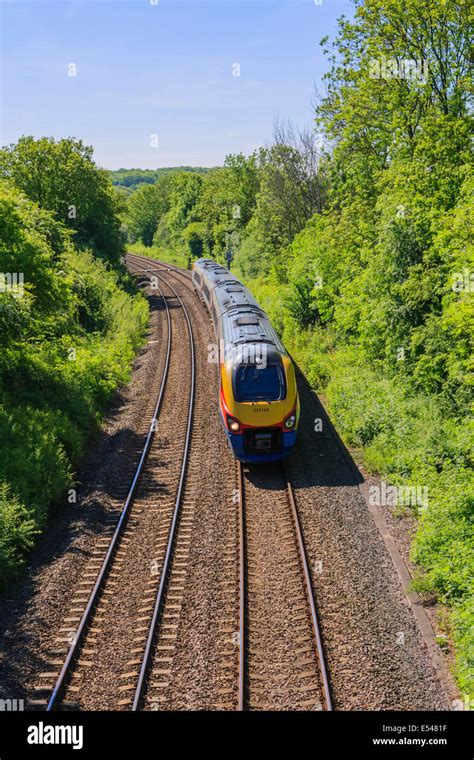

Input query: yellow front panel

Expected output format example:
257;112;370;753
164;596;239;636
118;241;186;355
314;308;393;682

221;355;298;427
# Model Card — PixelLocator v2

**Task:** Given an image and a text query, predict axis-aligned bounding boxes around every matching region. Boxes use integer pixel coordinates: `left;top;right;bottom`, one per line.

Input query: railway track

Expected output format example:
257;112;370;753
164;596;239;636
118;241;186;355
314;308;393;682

129;257;240;711
127;266;196;710
127;252;193;283
237;462;332;711
127;253;332;712
31;269;196;711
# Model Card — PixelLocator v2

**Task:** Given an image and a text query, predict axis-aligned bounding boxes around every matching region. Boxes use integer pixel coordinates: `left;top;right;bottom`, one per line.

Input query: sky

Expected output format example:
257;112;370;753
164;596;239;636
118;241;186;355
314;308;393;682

0;0;353;169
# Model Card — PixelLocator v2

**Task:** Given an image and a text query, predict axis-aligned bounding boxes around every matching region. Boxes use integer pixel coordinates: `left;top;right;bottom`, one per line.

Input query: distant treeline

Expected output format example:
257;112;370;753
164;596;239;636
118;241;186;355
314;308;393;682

110;167;212;195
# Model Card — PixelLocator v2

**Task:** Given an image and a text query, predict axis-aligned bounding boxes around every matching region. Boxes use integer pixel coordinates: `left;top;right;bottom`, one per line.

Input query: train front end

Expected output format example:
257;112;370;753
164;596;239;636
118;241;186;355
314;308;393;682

219;346;299;464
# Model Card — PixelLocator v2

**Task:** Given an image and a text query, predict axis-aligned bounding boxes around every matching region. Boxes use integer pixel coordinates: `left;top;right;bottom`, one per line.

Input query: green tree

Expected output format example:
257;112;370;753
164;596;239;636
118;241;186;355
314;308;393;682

0;181;72;343
0;136;124;263
316;0;472;192
126;175;174;246
165;172;203;240
244;125;327;274
182;221;207;264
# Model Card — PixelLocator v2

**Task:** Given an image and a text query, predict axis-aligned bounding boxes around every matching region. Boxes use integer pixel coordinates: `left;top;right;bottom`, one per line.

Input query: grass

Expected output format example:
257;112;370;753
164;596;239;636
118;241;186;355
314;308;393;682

128;241;190;269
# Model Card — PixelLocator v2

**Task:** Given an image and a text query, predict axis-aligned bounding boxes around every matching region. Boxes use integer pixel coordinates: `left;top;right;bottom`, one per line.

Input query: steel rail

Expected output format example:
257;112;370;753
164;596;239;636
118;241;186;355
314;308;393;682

237;463;245;711
130;267;196;711
282;463;333;711
46;279;172;711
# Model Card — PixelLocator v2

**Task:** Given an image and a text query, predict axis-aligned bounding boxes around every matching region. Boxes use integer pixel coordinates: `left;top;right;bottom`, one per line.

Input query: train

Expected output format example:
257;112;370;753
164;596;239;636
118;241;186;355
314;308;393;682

192;258;299;463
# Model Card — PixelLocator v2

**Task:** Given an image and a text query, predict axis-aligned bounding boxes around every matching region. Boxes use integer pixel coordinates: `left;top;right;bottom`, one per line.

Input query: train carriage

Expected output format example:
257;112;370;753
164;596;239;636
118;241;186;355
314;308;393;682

192;259;299;463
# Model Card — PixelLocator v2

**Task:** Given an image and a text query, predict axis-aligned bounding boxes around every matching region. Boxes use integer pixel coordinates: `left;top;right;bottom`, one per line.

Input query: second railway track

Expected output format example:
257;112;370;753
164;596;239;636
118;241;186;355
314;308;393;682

32;269;196;711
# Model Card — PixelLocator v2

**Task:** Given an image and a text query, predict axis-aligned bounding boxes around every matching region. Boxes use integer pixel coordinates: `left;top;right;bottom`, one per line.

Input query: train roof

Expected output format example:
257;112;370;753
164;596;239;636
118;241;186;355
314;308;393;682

194;260;236;287
194;259;260;310
193;258;286;357
214;280;260;312
221;307;285;353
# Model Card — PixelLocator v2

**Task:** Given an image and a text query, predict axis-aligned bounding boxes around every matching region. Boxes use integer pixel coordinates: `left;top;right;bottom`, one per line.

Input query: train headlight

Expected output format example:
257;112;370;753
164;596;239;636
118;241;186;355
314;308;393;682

227;416;241;433
284;414;296;430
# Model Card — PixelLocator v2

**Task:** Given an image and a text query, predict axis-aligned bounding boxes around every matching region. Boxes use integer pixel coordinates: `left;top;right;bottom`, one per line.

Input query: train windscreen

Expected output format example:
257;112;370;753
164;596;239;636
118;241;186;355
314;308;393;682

233;363;286;402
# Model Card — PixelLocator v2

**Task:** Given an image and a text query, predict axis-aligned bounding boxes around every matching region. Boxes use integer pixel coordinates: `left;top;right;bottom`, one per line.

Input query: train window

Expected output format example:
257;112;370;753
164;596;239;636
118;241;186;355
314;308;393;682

233;363;286;402
193;272;201;285
203;284;210;301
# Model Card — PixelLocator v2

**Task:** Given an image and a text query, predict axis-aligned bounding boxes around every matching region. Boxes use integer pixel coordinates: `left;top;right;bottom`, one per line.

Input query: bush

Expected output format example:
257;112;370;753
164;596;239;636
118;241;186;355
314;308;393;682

0;183;148;587
0;482;38;581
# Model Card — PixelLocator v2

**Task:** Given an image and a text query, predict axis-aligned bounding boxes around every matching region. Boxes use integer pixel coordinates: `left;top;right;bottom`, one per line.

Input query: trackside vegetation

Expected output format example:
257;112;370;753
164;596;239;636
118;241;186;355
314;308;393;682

122;0;473;698
0;140;148;586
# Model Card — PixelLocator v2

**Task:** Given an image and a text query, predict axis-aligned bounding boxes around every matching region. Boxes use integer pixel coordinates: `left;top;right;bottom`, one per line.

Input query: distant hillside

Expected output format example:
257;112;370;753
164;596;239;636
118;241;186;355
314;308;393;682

109;167;213;195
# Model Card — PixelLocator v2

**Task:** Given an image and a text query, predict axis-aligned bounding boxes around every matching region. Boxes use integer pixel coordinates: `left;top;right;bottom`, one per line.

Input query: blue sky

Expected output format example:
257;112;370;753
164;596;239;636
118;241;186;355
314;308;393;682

1;0;353;169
